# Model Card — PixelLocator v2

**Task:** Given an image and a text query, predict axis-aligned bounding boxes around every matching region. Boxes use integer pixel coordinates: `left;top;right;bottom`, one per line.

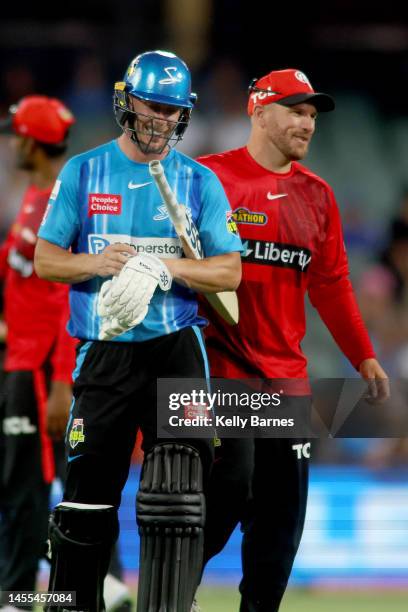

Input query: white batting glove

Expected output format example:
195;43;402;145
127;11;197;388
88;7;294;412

97;254;172;340
98;315;134;341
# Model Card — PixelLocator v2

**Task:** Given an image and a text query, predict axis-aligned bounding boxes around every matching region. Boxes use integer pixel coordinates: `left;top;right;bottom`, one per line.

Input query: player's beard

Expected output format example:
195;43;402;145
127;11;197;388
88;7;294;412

280;133;310;161
270;126;312;162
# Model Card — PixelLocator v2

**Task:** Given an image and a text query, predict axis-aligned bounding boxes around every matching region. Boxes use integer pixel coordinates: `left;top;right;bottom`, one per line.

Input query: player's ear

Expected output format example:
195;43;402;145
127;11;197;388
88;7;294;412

22;136;37;156
253;105;266;128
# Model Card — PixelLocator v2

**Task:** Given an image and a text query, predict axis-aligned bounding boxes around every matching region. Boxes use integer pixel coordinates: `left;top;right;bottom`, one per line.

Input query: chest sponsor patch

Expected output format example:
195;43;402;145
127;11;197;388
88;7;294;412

88;193;122;217
232;207;268;226
242;239;312;272
88;234;183;258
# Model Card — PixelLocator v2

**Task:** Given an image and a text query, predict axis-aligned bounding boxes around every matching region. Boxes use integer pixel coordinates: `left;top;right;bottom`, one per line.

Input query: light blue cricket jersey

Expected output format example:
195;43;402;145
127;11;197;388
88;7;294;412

38;140;242;342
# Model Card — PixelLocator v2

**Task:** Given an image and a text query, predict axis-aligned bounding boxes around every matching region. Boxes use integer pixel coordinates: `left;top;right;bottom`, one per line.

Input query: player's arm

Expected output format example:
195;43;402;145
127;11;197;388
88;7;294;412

34;159;134;283
34;238;136;283
47;297;75;439
164;252;241;293
166;165;242;293
308;188;389;401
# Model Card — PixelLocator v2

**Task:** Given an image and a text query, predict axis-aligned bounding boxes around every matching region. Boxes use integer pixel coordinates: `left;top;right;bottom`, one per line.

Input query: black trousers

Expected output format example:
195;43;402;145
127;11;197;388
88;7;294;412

64;328;214;507
204;417;310;612
0;369;66;600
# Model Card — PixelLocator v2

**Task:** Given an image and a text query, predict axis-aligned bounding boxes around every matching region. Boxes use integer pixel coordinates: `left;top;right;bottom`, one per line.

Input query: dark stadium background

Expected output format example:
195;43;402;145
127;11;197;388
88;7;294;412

2;2;408;610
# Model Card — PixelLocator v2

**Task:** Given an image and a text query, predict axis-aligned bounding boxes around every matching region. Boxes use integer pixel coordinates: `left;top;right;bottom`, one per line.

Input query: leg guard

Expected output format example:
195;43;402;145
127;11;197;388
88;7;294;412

46;503;119;612
136;444;205;612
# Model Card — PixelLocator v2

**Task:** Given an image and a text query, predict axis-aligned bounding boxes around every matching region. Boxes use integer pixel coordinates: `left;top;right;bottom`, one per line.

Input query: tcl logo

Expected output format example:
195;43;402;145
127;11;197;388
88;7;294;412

292;442;311;459
88;193;122;217
250;86;276;105
3;417;37;435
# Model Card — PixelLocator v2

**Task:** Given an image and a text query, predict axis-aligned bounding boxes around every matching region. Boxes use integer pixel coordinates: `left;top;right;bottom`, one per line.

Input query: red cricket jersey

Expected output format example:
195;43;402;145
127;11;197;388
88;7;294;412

197;147;375;380
0;184;76;381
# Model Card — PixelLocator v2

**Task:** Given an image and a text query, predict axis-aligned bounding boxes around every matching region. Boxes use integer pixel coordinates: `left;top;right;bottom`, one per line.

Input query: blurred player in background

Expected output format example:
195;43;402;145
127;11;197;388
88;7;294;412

0;96;77;610
0;97;131;612
34;50;241;612
198;68;389;612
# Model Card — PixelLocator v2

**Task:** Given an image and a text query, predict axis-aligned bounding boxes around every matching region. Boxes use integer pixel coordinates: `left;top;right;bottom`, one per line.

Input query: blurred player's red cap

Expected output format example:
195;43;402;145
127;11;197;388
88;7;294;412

247;68;335;115
0;95;75;144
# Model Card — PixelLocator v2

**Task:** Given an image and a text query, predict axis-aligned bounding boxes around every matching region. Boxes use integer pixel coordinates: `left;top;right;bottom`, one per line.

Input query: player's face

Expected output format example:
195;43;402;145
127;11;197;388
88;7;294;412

262;102;317;161
129;97;182;154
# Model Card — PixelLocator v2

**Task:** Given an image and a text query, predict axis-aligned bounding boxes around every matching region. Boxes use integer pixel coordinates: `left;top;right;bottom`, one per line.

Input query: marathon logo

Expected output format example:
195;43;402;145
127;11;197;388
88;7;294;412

242;239;312;272
88;193;122;217
232;207;268;226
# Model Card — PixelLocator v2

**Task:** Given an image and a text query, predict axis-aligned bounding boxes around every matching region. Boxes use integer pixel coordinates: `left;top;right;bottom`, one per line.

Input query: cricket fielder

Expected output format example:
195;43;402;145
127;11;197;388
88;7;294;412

198;68;388;612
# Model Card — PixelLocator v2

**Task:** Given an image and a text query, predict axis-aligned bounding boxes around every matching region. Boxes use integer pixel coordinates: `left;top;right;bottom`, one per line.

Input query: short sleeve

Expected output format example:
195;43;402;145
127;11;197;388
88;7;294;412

196;168;243;257
37;158;81;249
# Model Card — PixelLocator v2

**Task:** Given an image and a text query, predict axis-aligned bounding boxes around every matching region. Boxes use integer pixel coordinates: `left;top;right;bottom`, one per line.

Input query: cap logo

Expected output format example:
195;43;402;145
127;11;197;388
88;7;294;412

57;108;74;122
159;66;183;85
250;86;277;105
294;71;312;87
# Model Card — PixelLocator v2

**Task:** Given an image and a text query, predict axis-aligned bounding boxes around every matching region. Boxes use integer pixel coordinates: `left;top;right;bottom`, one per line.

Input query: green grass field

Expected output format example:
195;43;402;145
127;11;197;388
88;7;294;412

33;584;408;611
195;587;408;612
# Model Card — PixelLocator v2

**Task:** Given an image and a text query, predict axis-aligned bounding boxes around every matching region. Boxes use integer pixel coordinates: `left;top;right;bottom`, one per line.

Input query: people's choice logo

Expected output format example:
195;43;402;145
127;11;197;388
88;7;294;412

88;194;122;217
159;66;183;85
294;71;312;88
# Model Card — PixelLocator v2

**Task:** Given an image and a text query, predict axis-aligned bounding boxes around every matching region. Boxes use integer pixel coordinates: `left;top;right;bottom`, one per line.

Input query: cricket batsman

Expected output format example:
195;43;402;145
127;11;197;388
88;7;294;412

34;50;242;611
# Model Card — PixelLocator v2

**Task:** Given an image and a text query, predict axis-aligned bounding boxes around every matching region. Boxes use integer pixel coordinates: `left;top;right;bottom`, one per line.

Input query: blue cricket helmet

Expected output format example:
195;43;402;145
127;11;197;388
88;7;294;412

113;50;197;153
125;50;197;108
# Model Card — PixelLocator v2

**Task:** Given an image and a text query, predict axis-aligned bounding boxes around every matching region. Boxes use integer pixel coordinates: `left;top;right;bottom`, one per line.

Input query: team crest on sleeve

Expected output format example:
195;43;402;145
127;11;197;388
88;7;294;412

232;207;268;226
69;418;85;449
226;210;238;235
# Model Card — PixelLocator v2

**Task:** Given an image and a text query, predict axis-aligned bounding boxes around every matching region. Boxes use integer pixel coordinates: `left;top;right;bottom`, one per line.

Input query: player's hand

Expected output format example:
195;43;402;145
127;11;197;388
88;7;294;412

97;253;172;339
92;243;136;278
359;358;390;403
46;381;72;440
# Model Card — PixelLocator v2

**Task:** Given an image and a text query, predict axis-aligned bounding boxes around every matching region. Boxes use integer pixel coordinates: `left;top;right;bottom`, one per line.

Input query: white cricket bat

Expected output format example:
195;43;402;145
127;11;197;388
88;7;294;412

149;160;239;325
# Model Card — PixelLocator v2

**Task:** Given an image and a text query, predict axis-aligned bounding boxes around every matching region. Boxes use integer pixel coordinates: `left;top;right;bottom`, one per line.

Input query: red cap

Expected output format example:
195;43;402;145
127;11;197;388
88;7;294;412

0;95;75;144
247;68;335;116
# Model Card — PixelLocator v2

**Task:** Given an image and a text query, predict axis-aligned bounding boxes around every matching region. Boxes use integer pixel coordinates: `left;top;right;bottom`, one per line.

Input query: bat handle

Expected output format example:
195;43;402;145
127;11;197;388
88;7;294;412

149;160;162;176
